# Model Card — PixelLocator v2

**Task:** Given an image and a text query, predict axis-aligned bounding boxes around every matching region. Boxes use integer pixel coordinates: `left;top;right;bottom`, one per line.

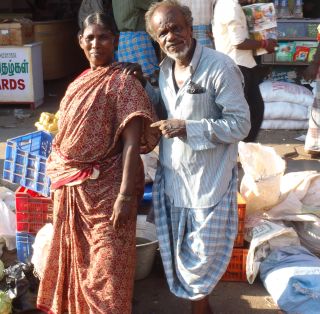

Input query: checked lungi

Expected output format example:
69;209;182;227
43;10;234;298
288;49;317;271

193;25;214;49
153;166;238;300
116;31;159;77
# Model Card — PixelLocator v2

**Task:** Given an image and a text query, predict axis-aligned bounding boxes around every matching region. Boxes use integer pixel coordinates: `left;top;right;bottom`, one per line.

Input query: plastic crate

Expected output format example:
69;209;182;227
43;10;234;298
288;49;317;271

221;248;248;282
3;131;53;197
16;232;36;263
15;186;53;234
143;183;153;201
234;193;246;247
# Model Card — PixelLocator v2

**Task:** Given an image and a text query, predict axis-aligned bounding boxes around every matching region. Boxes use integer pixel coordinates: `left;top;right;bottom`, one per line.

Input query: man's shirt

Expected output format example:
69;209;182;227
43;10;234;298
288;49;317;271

147;42;250;208
213;0;256;68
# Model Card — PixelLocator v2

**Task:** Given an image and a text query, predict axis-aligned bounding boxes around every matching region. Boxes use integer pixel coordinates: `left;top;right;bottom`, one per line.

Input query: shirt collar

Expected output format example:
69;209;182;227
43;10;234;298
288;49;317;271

160;40;203;78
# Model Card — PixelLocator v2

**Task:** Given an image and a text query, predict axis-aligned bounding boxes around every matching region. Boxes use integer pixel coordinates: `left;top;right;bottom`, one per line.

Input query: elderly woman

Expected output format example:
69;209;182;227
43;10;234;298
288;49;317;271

36;13;159;314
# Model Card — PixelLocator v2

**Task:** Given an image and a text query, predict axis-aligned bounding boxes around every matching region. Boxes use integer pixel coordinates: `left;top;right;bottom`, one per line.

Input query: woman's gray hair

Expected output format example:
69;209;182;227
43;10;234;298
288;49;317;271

80;12;116;35
145;0;193;41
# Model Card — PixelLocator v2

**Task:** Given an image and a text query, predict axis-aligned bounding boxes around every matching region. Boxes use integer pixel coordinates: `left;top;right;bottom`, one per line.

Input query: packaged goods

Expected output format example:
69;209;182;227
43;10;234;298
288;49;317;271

243;3;277;56
35;111;59;134
251;27;277;41
0;18;34;45
242;3;277;33
293;46;310;62
308;47;317;63
275;42;296;62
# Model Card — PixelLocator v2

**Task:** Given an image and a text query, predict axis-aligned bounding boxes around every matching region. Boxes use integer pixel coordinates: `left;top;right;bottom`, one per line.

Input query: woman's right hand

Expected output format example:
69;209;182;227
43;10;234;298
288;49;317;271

110;194;136;230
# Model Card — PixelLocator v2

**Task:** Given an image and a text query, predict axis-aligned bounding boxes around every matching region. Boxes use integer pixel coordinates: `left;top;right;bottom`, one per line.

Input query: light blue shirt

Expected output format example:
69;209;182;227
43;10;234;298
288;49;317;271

146;42;250;208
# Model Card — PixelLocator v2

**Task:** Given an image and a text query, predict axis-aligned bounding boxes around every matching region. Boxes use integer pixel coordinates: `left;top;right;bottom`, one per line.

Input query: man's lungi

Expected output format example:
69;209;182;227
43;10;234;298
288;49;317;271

153;166;238;300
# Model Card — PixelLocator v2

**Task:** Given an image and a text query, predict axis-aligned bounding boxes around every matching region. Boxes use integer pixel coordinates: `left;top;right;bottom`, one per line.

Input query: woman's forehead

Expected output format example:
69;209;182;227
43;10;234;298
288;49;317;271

83;24;112;34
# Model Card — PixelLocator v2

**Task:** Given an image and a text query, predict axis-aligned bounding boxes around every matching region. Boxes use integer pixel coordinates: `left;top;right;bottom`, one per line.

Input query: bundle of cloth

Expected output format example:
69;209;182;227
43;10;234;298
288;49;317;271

260;80;314;129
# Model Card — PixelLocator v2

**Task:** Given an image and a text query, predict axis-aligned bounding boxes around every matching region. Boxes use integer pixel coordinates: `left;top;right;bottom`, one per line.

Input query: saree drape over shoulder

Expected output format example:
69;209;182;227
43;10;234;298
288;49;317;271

37;65;159;314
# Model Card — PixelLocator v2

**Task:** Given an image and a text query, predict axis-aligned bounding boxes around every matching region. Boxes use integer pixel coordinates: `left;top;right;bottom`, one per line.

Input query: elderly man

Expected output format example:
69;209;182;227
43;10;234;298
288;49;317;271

126;1;250;313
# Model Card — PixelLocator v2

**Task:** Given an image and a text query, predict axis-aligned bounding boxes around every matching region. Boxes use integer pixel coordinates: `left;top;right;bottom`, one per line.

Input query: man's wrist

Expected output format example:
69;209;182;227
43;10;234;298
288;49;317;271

260;39;267;49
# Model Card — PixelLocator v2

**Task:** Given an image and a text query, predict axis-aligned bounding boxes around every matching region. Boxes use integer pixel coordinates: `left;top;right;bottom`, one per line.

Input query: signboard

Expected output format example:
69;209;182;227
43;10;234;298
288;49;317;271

0;42;44;108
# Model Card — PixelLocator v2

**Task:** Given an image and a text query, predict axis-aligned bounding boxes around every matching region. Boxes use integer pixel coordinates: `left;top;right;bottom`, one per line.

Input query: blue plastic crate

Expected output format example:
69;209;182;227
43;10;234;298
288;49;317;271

143;183;153;201
2;131;53;197
16;232;36;263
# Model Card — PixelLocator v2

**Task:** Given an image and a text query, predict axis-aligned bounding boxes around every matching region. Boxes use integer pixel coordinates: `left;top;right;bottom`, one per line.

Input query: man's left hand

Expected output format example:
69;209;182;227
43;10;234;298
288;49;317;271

150;119;186;138
121;62;147;87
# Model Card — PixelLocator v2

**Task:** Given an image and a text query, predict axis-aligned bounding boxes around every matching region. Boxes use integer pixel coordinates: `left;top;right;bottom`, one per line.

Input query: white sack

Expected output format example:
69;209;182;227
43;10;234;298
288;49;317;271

261;119;308;129
246;220;300;284
0;187;16;250
264;102;309;121
141;150;159;183
239;142;286;214
265;171;320;221
260;81;314;107
31;223;54;279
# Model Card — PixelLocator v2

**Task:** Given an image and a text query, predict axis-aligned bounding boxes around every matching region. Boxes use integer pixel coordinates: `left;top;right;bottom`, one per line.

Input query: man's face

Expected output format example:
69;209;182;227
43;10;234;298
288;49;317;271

150;6;193;61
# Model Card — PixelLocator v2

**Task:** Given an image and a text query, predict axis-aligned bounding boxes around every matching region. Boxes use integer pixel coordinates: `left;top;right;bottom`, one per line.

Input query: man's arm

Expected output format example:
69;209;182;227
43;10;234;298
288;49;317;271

223;4;277;53
185;61;251;150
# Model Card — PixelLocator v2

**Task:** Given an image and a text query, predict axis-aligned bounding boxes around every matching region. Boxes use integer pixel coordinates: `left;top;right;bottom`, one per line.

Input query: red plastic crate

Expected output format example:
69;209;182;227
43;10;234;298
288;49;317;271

221;248;248;282
15;186;53;234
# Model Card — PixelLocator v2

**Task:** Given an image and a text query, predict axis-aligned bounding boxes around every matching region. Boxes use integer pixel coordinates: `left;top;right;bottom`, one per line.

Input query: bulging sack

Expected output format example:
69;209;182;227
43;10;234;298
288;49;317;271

239;142;286;214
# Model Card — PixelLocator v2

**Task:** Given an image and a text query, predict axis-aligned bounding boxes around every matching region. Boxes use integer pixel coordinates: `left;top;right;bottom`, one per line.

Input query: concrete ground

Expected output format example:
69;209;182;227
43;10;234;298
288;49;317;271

1;76;320;314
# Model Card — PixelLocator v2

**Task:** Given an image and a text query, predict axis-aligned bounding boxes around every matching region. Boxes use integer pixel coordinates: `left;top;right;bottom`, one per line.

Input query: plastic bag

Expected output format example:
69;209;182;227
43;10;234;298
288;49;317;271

31;223;53;279
141;150;159;183
2;262;39;312
239;142;286;214
0;187;16;250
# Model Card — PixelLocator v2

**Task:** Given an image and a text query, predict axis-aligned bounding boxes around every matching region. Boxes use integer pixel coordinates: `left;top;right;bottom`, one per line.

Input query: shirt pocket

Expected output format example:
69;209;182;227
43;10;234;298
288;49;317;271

180;88;217;120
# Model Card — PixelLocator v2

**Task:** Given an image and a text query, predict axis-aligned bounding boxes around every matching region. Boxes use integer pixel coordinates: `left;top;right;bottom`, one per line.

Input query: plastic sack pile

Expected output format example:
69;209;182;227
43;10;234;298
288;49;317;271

260;81;314;129
239;142;320;313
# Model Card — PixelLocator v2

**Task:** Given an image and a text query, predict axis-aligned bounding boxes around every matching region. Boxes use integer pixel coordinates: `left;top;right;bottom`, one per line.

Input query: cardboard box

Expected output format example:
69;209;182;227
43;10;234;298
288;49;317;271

0;21;34;46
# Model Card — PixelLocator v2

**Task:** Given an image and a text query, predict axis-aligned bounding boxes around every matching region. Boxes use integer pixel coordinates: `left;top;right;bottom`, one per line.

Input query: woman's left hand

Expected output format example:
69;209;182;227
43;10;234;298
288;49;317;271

110;195;136;230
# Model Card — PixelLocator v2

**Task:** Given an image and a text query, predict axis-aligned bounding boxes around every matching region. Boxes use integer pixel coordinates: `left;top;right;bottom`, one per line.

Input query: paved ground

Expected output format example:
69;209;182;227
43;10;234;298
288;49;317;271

1;76;320;313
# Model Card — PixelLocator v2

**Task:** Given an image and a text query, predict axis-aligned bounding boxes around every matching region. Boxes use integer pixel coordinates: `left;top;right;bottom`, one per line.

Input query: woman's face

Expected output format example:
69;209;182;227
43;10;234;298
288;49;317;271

79;24;114;70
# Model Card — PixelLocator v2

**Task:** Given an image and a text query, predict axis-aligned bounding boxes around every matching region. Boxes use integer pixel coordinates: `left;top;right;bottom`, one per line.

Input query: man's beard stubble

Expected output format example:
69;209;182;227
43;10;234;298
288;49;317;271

163;42;191;62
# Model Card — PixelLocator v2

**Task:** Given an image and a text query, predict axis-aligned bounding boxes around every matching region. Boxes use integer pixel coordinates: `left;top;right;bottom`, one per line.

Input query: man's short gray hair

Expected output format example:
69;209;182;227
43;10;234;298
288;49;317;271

145;0;193;41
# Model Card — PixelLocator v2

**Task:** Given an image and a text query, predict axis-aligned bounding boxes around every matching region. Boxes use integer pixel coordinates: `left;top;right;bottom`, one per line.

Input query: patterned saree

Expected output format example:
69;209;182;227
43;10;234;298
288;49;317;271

37;65;159;314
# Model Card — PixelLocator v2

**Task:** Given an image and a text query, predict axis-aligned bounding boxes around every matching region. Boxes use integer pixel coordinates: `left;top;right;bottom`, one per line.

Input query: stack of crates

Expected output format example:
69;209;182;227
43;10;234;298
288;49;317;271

2;131;53;263
221;193;248;282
